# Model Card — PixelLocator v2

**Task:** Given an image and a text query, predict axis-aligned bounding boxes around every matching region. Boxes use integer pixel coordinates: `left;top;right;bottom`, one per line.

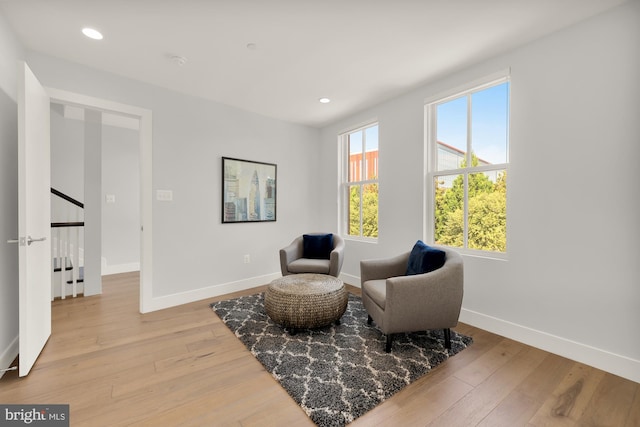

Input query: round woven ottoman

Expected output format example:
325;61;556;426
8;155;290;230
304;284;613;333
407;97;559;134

265;273;348;334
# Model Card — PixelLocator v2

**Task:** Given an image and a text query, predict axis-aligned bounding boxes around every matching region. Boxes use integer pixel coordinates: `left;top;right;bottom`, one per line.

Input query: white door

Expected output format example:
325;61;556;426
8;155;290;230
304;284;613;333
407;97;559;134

16;61;51;377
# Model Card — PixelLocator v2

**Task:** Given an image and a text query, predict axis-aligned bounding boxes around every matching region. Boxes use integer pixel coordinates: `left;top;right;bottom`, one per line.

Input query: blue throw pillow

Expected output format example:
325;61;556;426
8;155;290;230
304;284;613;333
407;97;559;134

303;233;334;260
406;240;446;275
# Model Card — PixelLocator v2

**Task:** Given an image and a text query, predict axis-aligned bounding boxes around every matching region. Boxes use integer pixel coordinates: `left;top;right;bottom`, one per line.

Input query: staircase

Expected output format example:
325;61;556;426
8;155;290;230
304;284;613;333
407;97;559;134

52;258;83;284
51;187;85;299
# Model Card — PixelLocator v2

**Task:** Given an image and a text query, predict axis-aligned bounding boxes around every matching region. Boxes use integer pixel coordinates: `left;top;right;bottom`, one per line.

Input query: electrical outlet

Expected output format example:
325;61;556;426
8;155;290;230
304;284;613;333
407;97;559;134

243;254;250;264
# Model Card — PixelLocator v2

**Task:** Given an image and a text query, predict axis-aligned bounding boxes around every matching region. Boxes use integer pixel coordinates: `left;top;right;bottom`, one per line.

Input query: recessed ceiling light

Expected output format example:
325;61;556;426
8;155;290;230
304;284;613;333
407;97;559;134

319;98;331;104
82;28;103;40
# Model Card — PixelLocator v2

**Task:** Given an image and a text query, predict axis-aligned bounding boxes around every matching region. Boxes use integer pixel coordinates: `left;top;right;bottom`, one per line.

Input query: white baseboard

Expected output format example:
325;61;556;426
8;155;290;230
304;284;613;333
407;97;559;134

102;262;140;276
340;272;360;288
460;308;640;384
0;335;19;380
144;272;282;313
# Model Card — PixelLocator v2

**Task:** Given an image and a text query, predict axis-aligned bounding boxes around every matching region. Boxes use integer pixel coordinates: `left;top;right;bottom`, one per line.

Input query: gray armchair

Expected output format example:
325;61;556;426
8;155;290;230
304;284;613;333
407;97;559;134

360;245;463;352
280;233;345;277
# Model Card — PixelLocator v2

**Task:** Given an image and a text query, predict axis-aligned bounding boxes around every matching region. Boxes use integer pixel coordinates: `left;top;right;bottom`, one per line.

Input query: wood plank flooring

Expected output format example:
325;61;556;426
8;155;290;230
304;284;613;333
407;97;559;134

1;272;638;426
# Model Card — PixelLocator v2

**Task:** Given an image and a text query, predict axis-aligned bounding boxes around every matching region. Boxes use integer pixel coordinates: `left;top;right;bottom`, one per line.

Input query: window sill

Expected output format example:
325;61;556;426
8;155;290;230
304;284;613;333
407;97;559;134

343;236;378;244
438;245;508;261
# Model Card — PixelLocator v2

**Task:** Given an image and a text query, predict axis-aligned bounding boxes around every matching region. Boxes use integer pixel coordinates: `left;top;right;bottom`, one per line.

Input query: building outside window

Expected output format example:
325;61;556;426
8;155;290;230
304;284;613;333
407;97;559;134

426;76;509;253
340;122;379;239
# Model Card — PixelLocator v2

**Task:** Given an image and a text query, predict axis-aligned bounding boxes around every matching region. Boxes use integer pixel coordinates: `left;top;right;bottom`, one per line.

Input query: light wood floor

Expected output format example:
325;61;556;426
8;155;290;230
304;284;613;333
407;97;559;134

1;272;638;426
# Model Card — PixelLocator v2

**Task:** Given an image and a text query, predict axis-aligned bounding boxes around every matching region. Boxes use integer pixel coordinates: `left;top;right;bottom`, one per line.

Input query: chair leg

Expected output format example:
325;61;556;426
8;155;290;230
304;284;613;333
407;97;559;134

367;315;373;325
444;328;451;349
385;334;393;353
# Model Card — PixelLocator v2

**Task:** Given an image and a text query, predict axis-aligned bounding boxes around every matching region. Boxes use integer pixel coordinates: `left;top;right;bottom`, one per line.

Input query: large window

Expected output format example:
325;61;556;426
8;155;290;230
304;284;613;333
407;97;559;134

340;122;378;239
426;77;509;253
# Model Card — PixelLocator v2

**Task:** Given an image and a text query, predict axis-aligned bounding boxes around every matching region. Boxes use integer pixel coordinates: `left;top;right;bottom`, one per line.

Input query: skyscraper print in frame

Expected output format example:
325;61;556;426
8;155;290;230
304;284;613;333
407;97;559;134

222;157;277;223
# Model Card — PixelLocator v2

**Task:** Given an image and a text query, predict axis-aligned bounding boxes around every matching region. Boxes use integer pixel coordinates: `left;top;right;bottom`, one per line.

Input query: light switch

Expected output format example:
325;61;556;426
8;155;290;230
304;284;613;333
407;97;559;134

105;194;116;203
156;190;173;201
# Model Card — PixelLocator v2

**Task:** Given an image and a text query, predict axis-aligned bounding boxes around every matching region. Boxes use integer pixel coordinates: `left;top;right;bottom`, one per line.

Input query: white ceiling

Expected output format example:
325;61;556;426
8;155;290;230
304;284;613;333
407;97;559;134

0;0;628;127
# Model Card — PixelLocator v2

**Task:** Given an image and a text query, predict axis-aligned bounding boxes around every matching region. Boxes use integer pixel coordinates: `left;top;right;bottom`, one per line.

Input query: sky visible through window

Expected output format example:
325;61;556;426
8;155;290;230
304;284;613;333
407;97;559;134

437;82;509;165
349;126;379;154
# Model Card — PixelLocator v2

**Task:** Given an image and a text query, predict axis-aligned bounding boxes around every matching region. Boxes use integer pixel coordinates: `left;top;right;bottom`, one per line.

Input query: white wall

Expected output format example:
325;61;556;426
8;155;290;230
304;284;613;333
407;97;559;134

319;2;640;382
101;123;140;273
50;104;84;204
0;11;23;377
83;109;102;296
25;51;322;306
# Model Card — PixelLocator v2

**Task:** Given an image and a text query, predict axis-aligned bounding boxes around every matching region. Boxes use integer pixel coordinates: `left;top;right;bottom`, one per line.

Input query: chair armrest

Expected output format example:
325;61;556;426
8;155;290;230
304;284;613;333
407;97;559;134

386;265;461;301
360;251;410;284
279;237;303;275
329;236;345;277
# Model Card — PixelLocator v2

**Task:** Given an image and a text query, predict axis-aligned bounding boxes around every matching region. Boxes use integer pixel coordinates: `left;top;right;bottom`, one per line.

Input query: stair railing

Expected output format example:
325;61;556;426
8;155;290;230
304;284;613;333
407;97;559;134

51;188;84;300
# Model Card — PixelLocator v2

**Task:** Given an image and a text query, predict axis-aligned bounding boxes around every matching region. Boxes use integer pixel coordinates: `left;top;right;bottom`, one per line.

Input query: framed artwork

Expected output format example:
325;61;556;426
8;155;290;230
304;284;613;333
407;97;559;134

222;157;277;223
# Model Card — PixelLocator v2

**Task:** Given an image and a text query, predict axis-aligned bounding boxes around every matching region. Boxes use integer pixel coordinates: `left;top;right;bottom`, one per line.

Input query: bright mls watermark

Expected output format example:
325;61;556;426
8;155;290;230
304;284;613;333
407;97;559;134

1;405;69;426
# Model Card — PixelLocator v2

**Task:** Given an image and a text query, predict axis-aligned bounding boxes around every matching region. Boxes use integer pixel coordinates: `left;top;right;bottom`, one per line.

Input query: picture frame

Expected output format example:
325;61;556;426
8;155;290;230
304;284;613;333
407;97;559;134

222;157;277;223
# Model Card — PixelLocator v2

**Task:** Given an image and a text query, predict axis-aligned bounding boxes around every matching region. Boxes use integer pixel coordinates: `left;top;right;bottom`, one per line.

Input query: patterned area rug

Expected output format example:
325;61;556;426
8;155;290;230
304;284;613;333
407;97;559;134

211;293;472;426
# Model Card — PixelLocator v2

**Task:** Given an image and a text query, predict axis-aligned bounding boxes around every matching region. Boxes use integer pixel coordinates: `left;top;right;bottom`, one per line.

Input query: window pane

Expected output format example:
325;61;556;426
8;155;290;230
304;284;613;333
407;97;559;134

434;174;463;248
471;82;509;165
348;185;361;236
437;96;467;171
348;131;362;182
362;183;378;238
467;171;506;252
343;123;378;239
365;125;378;180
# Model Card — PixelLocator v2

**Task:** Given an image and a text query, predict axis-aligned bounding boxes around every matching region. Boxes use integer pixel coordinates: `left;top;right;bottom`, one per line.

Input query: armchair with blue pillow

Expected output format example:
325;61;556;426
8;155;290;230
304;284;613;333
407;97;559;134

279;233;345;278
360;240;464;352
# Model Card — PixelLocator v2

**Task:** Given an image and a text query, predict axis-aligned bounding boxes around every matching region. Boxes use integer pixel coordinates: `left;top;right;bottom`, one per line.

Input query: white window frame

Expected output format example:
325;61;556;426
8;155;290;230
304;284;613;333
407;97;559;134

424;71;510;258
338;120;379;242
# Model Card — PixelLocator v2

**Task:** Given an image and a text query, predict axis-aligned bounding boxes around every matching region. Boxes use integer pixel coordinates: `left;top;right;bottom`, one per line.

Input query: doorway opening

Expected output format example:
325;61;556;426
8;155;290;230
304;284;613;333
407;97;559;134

47;88;153;313
50;103;141;298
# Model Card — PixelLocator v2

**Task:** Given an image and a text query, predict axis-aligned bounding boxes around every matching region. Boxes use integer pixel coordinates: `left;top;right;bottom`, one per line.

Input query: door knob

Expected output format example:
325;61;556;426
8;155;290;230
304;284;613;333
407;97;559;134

27;236;46;245
6;236;46;246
